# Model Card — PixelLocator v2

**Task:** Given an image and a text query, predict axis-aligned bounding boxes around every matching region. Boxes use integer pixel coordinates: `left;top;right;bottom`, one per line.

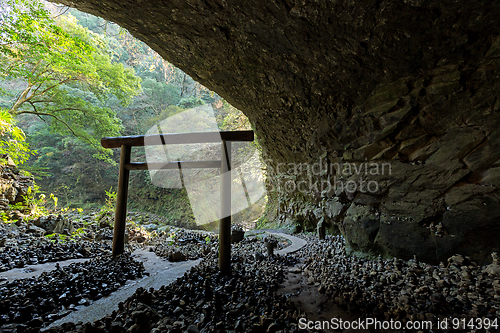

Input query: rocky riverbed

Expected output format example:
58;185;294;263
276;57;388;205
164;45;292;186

151;227;291;263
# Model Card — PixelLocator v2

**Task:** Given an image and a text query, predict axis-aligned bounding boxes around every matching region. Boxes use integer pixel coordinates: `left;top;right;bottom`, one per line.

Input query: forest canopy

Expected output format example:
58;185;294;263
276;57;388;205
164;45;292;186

0;0;141;162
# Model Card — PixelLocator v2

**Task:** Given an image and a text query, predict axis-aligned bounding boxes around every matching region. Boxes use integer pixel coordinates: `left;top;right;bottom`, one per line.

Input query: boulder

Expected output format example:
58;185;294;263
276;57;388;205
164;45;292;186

0;164;34;209
27;224;47;237
341;204;379;252
34;215;74;234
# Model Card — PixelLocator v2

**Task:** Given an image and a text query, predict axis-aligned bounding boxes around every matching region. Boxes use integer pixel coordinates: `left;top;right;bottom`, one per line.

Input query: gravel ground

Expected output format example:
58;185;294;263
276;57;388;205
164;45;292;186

294;234;500;332
151;227;290;263
0;223;112;271
0;253;146;332
2;219;500;333
45;237;300;333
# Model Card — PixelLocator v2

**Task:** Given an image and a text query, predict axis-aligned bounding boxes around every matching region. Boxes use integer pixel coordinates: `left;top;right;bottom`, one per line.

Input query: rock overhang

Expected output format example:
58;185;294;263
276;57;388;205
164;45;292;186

49;0;500;264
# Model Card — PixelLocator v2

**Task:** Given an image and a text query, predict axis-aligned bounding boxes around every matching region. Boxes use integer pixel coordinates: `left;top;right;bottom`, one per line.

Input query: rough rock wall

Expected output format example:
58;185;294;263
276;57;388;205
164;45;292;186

0;159;34;211
51;0;500;263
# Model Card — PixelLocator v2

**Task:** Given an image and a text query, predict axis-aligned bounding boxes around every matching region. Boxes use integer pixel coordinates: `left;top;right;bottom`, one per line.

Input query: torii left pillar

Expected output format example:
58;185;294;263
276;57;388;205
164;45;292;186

219;139;231;276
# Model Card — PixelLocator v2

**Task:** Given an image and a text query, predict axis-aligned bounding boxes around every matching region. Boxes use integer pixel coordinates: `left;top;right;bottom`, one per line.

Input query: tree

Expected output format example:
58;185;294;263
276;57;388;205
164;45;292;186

0;109;31;164
140;78;181;116
0;0;141;161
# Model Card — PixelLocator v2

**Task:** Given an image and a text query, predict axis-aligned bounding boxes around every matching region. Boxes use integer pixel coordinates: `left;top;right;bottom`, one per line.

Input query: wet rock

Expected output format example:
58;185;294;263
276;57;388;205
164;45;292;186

27;224;47;236
448;254;466;266
34;214;74;234
342;203;379;251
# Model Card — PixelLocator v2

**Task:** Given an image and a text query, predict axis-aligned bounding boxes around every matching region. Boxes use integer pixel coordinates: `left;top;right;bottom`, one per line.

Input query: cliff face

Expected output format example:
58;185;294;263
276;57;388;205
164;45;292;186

0;157;34;212
51;0;500;263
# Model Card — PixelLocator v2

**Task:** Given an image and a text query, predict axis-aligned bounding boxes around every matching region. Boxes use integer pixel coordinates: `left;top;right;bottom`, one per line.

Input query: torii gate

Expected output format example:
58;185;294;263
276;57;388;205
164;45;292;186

101;130;254;276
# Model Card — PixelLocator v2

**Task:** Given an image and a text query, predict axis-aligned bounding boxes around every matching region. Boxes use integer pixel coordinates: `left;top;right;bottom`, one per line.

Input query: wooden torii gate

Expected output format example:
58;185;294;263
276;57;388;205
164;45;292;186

101;130;254;276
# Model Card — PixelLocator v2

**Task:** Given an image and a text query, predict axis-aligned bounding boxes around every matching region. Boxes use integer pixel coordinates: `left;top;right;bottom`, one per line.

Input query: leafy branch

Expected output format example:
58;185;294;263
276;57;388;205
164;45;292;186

0;0;141;161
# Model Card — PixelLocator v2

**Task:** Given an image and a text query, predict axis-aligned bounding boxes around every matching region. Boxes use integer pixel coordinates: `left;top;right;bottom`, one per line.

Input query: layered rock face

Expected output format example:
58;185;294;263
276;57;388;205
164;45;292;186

0;158;34;211
52;0;500;263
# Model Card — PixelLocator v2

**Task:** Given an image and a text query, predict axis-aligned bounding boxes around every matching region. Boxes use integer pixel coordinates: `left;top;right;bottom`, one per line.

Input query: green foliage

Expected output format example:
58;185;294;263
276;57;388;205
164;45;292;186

0;211;9;223
50;193;58;207
216;100;251;131
9;184;49;219
256;214;269;229
24;125;120;209
141;105;184;132
0;0;54;60
71;227;86;239
44;233;68;243
177;96;204;109
0;0;141;160
97;187;117;223
127;170;196;228
0;108;33;164
44;233;57;242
